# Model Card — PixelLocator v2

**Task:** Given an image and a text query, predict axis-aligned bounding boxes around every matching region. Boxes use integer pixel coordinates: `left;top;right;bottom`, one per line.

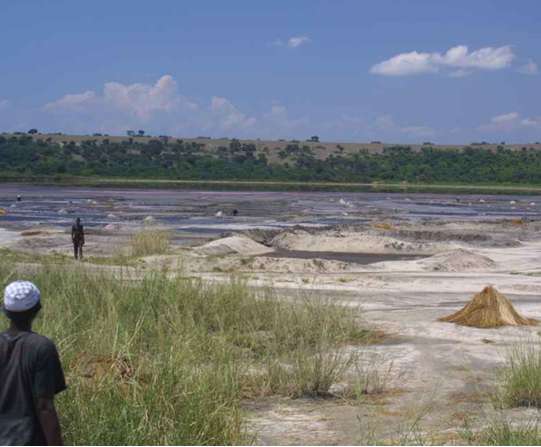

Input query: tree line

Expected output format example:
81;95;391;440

1;134;541;184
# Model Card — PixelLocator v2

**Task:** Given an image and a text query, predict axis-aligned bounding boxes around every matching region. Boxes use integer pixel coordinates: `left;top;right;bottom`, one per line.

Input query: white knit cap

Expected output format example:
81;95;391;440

3;281;41;312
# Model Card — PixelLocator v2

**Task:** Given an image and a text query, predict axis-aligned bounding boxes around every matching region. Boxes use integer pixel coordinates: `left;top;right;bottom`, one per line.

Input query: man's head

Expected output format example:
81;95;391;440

76;217;81;225
3;281;42;325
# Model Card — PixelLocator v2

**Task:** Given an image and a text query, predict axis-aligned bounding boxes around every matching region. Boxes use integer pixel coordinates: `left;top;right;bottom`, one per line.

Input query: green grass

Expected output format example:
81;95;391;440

462;418;541;445
6;174;541;194
129;228;171;257
499;342;541;408
0;261;372;444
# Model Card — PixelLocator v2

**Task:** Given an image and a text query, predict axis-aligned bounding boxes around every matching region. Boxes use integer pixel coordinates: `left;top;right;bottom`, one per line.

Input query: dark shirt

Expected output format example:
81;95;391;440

0;331;66;446
71;224;84;244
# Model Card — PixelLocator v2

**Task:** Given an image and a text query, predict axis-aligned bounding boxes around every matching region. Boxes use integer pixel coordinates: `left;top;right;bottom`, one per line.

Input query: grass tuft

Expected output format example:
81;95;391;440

463;418;541;445
129;229;171;257
499;342;541;408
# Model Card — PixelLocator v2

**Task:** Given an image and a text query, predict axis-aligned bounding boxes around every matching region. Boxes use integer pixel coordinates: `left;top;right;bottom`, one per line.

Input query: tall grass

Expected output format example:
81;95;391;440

129;229;171;257
0;263;371;445
499;342;541;408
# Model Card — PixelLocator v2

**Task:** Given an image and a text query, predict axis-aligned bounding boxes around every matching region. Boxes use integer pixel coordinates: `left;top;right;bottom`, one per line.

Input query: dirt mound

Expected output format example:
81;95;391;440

422;249;495;272
271;229;441;254
439;286;537;328
20;229;55;237
196;235;274;256
249;256;354;273
395;229;491;243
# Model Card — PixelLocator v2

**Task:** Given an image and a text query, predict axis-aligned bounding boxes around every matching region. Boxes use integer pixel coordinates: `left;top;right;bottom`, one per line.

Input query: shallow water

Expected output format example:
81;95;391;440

0;184;539;237
261;250;423;264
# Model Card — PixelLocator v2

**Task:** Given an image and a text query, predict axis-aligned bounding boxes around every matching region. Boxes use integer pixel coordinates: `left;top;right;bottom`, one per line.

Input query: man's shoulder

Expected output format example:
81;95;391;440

25;332;58;352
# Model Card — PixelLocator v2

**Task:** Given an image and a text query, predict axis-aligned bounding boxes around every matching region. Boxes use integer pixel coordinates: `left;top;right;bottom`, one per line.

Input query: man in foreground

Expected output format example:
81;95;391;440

71;217;85;260
0;281;66;445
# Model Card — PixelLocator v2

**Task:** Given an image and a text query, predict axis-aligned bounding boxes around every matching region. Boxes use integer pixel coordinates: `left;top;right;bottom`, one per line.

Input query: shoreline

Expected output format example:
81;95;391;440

4;176;541;194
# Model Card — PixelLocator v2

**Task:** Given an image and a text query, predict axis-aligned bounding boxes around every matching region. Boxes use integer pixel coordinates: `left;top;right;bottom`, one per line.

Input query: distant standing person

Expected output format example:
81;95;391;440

0;281;66;445
71;217;85;260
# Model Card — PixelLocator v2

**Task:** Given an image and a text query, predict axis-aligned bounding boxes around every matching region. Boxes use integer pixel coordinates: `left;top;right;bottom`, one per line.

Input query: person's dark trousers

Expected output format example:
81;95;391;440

73;243;83;260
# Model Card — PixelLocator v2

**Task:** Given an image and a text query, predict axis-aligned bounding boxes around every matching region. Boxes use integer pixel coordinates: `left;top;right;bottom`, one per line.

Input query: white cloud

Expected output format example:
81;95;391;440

271;35;311;49
40;75;315;138
492;112;519;124
371;51;438;76
210;96;256;130
480;112;541;132
45;91;96;110
45;75;192;120
517;59;539;75
102;75;181;119
521;116;541;128
371;45;515;76
371;114;434;137
287;35;311;48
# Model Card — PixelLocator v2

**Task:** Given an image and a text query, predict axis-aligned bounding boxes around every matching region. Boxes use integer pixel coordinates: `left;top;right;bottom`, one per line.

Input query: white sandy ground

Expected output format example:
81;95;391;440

4;222;541;443
189;236;541;444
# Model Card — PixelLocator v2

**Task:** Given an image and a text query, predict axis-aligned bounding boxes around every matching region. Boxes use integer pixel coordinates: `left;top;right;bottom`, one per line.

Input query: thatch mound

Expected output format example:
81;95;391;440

439;286;537;328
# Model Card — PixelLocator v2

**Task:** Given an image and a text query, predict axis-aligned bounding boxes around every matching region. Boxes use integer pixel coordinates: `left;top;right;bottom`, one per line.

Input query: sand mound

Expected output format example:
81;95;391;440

250;256;355;273
196;235;274;256
439;286;537;328
20;229;54;237
271;229;441;254
422;249;495;272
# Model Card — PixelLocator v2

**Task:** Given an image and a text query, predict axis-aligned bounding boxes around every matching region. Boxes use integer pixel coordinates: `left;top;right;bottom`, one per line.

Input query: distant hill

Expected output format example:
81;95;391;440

7;132;541;162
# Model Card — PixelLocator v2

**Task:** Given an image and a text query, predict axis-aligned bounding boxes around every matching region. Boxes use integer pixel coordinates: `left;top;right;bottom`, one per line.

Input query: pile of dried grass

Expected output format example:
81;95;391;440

439;286;537;328
372;222;396;231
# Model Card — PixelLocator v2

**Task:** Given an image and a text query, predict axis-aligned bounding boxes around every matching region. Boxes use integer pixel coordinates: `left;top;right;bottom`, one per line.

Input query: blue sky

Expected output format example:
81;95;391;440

1;0;540;143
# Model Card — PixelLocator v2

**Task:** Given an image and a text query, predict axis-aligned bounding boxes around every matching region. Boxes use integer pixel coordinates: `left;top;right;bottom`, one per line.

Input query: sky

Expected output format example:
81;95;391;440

1;0;540;144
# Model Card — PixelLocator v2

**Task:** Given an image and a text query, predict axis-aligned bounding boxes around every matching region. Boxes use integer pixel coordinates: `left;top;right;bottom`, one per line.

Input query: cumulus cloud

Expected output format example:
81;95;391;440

480;112;541;132
517;59;539;75
102;75;181;119
46;75;186;120
40;74;313;138
371;45;515;76
45;91;96;110
210;96;256;130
